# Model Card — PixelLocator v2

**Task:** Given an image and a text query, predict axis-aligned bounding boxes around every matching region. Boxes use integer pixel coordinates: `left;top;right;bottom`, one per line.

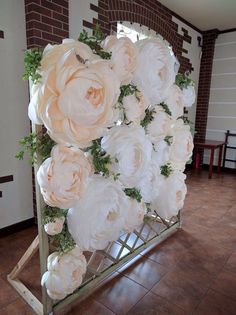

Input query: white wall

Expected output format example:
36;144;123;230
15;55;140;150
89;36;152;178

69;0;98;39
0;0;33;228
205;31;236;168
172;17;202;128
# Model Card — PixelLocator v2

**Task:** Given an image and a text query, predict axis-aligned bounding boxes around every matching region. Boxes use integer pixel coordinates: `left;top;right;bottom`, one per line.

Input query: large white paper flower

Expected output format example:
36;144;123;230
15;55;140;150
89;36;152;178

41;246;87;300
164;85;184;119
29;40;120;148
67;176;129;251
101;125;152;187
37;145;91;208
102;35;137;84
169;119;194;171
133;38;176;105
44;217;65;236
181;85;196;108
146;107;172;144
122;91;149;124
124;200;147;233
150;171;187;219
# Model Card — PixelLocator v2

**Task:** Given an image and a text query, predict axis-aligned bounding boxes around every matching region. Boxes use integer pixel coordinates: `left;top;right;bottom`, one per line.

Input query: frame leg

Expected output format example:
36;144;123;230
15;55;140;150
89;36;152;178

209;148;214;179
217;145;223;174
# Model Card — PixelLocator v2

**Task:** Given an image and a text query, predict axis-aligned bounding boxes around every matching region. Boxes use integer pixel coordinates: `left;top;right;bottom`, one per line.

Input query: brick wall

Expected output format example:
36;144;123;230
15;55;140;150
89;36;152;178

24;0;69;216
194;29;218;143
25;0;69;49
84;0;197;73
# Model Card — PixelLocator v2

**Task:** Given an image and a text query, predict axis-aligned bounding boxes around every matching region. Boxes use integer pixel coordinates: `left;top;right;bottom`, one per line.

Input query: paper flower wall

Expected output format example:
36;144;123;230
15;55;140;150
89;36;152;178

25;29;195;300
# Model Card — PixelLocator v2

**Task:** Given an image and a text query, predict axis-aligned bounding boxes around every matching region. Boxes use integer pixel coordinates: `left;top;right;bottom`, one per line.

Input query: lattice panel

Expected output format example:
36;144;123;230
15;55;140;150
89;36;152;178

66;211;179;294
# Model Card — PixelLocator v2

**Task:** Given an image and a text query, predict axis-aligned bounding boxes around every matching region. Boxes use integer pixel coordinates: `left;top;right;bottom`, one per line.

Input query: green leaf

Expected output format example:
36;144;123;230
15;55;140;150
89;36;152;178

164;135;173;146
42;206;67;225
78;25;111;60
124;188;142;203
140;107;156;129
50;223;76;254
175;73;194;90
160;163;173;177
22;48;43;83
15;132;55;164
86;138;111;176
159;102;172;116
118;84;139;104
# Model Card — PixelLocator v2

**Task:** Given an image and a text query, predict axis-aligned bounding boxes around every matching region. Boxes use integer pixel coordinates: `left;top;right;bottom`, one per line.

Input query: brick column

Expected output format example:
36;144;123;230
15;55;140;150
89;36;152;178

194;29;218;143
25;0;69;49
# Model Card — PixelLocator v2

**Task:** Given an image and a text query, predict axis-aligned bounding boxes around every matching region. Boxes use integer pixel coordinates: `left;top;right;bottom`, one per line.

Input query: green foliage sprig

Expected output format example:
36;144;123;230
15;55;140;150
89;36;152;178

160;163;173;177
175;73;194;90
42;206;67;225
118;84;140;104
86;138;111;176
78;24;111;60
164;135;173;146
140;107;156;129
159;102;172;116
15;132;55;164
50;223;76;254
22;48;43;83
124;188;142;203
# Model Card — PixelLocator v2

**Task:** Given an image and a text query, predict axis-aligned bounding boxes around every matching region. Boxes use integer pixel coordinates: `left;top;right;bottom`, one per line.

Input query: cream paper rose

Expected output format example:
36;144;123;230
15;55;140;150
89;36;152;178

67;176;129;251
181;85;196;108
122;91;149;124
37;145;91;209
41;246;87;300
164;85;184;119
44;216;65;236
146;107;172;144
150;171;187;219
29;40;120;148
137;161;161;203
101;125;152;187
169;119;194;171
124;199;147;233
102;35;137;84
133;38;176;105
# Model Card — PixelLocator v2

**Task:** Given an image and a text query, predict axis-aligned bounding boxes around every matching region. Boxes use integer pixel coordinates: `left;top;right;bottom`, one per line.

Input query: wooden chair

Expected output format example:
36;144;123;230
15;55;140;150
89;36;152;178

222;130;236;169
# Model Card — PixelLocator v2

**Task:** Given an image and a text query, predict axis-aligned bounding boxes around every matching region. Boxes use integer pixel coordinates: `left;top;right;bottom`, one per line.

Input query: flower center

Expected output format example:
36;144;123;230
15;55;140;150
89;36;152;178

176;190;182;202
107;211;118;221
85;87;104;108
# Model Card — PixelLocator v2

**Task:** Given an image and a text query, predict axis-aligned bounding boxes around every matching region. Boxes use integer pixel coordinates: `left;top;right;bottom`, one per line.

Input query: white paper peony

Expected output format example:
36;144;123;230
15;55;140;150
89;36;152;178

102;35;137;84
137;161;161;203
164;85;184;119
29;40;121;148
124;200;147;233
122;91;149;125
146;106;172;144
37;145;91;208
169;119;194;171
41;246;87;300
44;216;65;236
181;85;196;108
67;176;129;251
133;38;176;105
101;125;152;187
150;171;187;219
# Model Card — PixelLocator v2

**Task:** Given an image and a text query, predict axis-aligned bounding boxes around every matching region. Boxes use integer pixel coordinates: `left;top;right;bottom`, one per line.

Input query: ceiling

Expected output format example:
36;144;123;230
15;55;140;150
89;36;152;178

158;0;236;31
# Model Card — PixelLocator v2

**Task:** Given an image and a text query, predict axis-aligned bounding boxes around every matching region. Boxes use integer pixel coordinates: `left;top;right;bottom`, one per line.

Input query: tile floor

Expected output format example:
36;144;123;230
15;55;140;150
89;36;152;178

0;170;236;315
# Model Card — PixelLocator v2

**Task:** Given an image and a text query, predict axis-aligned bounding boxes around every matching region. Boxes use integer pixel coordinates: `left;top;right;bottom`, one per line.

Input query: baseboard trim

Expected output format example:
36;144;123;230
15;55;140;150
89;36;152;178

0;218;36;238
